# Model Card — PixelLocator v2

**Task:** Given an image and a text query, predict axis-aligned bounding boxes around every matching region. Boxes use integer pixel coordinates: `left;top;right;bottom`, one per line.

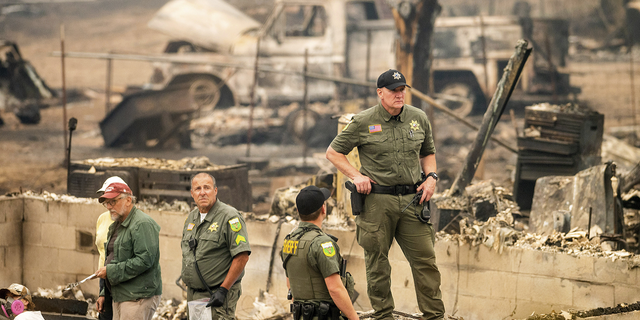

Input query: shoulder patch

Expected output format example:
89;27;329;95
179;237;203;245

229;217;242;232
321;241;336;257
342;119;353;131
235;234;247;245
187;223;195;231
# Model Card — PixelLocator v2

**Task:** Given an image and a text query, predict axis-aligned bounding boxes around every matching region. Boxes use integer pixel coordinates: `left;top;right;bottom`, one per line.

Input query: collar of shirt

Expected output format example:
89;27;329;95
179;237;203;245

376;102;405;122
200;212;207;223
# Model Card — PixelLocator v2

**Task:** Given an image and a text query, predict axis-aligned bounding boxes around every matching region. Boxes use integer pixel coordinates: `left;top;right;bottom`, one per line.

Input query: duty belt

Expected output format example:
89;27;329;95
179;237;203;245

370;184;417;195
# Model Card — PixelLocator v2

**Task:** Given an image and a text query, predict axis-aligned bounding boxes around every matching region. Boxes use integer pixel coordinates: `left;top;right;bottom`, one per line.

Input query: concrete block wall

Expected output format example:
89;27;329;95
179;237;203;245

2;196;640;320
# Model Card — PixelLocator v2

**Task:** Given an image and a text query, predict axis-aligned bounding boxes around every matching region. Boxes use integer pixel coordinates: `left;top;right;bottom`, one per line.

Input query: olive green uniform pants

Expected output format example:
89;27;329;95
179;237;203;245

187;282;242;320
355;193;444;320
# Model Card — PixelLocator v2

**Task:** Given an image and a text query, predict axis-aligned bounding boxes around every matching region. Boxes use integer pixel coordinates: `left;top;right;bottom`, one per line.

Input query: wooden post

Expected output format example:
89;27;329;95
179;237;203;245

447;40;531;197
364;29;372;109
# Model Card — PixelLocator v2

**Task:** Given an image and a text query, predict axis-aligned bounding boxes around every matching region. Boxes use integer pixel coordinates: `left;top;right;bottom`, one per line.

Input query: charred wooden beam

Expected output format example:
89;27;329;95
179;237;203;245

447;40;532;197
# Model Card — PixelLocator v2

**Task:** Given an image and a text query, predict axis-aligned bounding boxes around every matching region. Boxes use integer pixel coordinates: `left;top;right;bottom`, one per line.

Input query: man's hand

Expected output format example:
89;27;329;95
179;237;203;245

417;178;436;204
96;296;105;313
206;287;228;308
95;267;107;279
353;174;375;194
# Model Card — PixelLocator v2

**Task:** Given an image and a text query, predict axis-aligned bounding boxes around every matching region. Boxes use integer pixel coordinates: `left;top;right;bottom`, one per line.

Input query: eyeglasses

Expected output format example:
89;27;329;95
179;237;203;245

102;196;124;207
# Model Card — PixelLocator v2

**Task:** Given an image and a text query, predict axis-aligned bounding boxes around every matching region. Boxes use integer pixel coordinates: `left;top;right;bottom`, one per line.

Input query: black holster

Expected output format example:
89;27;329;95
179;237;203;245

418;200;431;223
302;303;315;320
345;181;365;215
291;302;302;320
318;302;330;320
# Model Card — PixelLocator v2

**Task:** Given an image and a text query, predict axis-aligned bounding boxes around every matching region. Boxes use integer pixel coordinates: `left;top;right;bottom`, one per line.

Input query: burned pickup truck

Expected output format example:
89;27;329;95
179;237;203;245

0;40;56;125
145;0;579;116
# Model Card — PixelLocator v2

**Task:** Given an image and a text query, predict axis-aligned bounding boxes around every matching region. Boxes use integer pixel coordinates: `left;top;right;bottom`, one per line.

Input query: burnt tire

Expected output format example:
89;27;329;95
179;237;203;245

435;82;485;117
189;77;221;110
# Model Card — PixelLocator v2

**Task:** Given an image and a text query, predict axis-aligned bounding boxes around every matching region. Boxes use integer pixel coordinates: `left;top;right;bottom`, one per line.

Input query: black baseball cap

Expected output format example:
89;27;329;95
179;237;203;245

377;69;411;90
296;186;331;215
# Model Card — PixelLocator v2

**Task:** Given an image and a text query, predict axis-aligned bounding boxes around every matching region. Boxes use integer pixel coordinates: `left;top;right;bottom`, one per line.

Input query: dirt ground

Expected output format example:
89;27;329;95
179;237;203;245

1;0;639;213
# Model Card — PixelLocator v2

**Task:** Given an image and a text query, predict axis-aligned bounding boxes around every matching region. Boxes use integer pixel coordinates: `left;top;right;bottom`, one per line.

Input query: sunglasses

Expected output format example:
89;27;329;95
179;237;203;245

102;196;125;207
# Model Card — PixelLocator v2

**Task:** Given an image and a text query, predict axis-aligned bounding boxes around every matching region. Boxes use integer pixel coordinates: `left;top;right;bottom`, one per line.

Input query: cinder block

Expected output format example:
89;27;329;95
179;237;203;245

553;253;595;281
454;294;515;320
22;222;41;246
159;237;181;262
470;244;512;273
489;271;517;300
5;246;22;270
39;272;77;291
23;199;58;224
516;248;554;276
41;224;76;250
24;245;58;272
0;222;22;246
58;249;96;275
438;264;458;294
572;281;614;309
594;257;626;284
435;241;459;267
516;275;573;306
614;285;640;305
65;202;104;229
154;210;186;238
0;198;24;222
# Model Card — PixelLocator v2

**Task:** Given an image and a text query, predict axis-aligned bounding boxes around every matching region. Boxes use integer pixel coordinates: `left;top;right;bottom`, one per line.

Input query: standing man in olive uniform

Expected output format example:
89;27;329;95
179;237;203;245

282;186;359;320
326;69;445;320
181;173;251;320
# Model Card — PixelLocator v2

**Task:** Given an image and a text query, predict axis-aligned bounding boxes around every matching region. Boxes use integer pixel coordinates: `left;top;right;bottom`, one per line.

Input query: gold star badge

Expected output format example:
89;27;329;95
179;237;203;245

208;222;219;232
393;72;401;80
410;120;420;131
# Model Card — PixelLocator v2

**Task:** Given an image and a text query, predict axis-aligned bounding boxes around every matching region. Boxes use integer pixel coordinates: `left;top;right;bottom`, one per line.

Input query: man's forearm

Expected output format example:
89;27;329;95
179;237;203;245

326;146;360;180
220;252;249;289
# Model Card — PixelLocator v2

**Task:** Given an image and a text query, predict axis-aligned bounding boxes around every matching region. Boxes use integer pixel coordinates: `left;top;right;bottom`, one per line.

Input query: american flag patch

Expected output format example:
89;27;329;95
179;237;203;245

368;124;382;133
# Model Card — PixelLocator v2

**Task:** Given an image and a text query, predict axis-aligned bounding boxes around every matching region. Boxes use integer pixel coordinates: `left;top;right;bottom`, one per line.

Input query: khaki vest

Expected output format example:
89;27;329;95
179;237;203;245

283;228;332;301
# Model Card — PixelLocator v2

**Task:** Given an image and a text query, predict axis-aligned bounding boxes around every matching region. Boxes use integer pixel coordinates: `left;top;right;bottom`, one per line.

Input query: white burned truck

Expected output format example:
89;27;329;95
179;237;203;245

146;0;578;117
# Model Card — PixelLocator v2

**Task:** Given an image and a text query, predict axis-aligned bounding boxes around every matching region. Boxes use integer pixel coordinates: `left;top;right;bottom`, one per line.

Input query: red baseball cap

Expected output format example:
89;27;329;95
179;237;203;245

98;182;132;203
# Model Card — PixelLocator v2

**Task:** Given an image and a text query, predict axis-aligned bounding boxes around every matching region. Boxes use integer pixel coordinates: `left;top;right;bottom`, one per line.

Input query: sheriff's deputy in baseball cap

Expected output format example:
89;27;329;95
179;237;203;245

281;185;359;320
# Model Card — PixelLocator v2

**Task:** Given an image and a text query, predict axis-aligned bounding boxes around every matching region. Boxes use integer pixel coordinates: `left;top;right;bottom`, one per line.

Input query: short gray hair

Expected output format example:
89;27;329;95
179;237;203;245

191;173;217;189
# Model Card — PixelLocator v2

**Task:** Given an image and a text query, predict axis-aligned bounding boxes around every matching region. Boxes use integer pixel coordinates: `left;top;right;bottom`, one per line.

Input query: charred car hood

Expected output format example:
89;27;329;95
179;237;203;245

148;0;260;53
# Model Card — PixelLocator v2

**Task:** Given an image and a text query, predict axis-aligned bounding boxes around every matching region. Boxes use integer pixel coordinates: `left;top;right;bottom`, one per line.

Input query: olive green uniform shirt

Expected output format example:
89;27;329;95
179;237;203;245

181;200;251;291
330;103;436;186
281;222;341;301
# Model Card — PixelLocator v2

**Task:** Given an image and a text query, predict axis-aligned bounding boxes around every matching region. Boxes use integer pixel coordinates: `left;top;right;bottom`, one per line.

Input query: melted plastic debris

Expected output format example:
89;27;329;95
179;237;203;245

77;156;224;170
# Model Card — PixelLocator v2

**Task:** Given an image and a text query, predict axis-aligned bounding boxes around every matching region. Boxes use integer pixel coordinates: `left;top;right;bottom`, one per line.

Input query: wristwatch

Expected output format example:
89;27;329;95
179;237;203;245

426;172;438;181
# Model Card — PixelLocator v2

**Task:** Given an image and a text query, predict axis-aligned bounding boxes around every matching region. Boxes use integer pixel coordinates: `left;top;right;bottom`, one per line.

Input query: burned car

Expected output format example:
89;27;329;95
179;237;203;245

0;40;56;125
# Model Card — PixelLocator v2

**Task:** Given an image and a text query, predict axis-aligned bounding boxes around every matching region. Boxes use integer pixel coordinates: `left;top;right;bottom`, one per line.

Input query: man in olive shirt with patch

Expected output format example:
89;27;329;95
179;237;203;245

282;186;358;320
326;70;445;320
181;173;251;320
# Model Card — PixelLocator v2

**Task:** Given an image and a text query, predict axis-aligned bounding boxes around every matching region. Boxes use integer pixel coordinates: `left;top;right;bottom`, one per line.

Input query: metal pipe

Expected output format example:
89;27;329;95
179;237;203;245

364;29;372;108
106;58;112;115
60;24;68;163
302;49;309;168
66;117;77;193
246;37;261;157
587;207;592;240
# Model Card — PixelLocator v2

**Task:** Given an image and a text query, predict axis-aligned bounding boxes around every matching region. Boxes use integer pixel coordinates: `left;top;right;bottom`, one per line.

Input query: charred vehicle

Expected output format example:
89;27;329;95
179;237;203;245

146;0;579;116
0;40;55;125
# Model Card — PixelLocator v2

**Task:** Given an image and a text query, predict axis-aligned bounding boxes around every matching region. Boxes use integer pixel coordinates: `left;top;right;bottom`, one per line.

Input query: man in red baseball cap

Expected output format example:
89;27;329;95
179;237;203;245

95;182;162;320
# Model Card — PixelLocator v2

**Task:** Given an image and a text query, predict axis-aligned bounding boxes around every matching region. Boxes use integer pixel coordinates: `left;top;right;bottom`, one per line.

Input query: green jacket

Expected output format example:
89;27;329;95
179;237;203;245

103;206;162;302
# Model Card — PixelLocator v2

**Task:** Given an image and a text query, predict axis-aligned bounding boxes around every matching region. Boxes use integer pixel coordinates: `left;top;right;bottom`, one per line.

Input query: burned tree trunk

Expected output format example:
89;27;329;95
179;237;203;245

391;0;441;104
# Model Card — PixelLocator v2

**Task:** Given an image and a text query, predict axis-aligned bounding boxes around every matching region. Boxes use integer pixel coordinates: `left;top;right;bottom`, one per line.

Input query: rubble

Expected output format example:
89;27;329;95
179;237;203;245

78;156;224;171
